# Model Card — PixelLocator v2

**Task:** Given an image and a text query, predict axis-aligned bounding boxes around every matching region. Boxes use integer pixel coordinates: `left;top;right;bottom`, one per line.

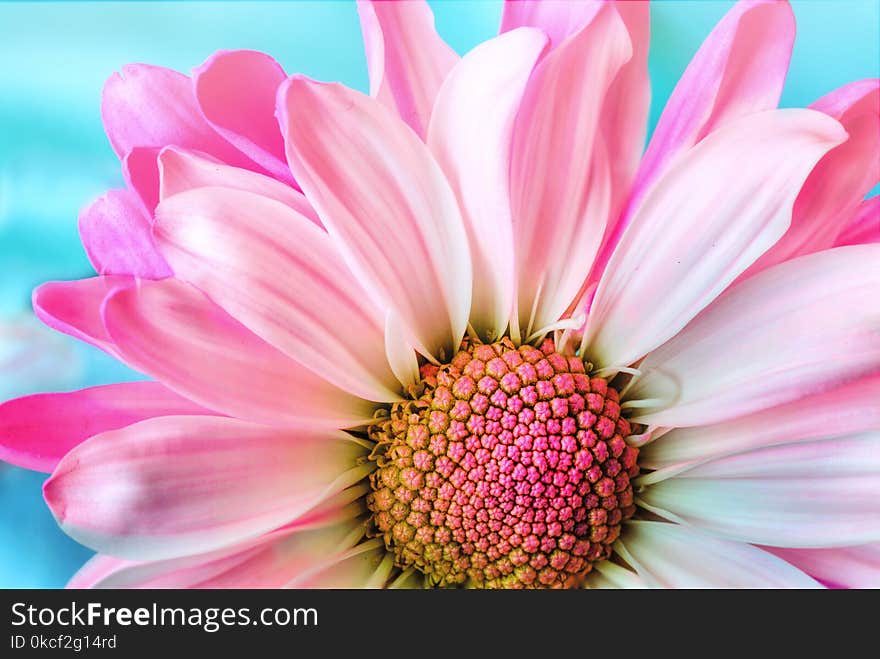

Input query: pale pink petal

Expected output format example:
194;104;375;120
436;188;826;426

158;147;318;224
44;415;371;561
154;187;399;403
193;50;295;185
101;64;253;169
639;433;880;548
279;76;472;362
641;374;880;470
73;507;366;588
584;110;846;369
743;79;880;276
0;381;213;473
625;0;795;215
78;190;171;279
835;196;880;247
499;0;602;48
122;146;161;212
584;560;648;589
288;539;393;588
764;544;880;589
427;28;547;339
32;276;134;359
509;5;631;338
384;309;419;390
628;245;880;427
617;521;820;588
357;0;459;139
102;278;374;428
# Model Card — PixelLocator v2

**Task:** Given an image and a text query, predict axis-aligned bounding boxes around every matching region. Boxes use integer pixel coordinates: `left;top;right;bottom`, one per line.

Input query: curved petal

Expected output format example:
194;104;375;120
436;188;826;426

44;415;370;561
427;28;547;340
72;507;366;588
764;544;880;589
835;196;880;247
628;245;880;427
743;79;880;276
509;5;631;337
32;276;134;359
499;0;602;48
584;560;648;589
278;76;472;362
617;521;820;588
584;109;846;369
286;539;393;588
101;64;253;169
78;190;171;279
122;146;161;212
625;0;795;215
102;278;374;428
157;147;318;224
0;382;213;473
384;309;419;390
154;187;399;402
641;374;880;470
357;0;459;139
640;433;880;548
193;50;295;185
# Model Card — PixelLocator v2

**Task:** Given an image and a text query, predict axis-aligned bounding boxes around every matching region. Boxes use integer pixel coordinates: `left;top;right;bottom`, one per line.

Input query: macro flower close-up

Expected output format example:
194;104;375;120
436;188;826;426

1;0;878;589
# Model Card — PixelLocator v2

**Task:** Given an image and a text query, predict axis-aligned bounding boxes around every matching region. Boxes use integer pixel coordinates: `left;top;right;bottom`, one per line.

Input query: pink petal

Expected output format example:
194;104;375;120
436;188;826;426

639;433;880;548
357;0;459;139
32;276;135;359
743;79;880;276
0;382;213;473
122;146;161;212
764;544;880;589
584;109;846;370
427;28;547;339
641;374;880;470
278;76;472;362
101;64;254;169
628;245;880;428
835;196;880;247
158;147;318;224
69;504;365;588
288;539;392;588
154;187;399;402
585;560;649;589
835;196;880;245
499;0;602;48
618;521;820;588
44;415;370;561
78;190;171;279
102;278;374;428
625;0;795;215
509;5;631;337
193;50;295;185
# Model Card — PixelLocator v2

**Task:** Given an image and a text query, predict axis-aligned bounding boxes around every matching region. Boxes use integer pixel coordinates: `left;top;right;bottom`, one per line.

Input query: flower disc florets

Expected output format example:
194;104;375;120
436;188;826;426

367;337;639;588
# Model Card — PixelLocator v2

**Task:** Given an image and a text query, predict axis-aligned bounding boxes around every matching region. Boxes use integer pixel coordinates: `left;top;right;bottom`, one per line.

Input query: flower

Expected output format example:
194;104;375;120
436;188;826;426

1;0;878;588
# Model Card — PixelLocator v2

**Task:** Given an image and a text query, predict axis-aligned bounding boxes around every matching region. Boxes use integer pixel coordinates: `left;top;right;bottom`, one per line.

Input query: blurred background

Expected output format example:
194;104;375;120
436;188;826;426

0;0;877;587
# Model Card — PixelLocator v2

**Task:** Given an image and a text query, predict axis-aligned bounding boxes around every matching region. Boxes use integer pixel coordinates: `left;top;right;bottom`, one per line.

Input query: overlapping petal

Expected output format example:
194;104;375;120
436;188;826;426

44;415;371;561
279;76;472;362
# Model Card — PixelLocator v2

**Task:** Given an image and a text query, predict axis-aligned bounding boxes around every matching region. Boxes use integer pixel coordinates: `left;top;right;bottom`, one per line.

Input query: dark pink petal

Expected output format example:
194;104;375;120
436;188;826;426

744;79;880;276
101;63;253;169
835;196;880;247
193;50;295;185
78;190;171;279
0;382;213;473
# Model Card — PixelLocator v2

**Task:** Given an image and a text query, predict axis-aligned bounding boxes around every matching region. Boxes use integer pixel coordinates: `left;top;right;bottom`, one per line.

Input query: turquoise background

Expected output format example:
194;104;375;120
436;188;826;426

0;0;878;587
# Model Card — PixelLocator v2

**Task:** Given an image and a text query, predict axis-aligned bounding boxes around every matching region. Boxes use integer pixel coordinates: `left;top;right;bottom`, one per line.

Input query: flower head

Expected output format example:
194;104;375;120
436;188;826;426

2;0;879;588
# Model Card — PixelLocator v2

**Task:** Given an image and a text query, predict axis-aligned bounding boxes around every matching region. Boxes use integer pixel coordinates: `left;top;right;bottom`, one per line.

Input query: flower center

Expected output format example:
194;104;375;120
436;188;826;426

366;337;639;588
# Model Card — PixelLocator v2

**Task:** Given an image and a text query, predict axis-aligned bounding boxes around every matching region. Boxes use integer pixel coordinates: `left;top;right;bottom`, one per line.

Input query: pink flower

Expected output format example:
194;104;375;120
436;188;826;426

2;0;879;588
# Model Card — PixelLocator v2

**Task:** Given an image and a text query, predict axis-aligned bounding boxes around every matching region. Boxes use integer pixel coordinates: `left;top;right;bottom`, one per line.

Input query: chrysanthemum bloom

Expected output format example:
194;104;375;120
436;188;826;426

1;0;879;588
